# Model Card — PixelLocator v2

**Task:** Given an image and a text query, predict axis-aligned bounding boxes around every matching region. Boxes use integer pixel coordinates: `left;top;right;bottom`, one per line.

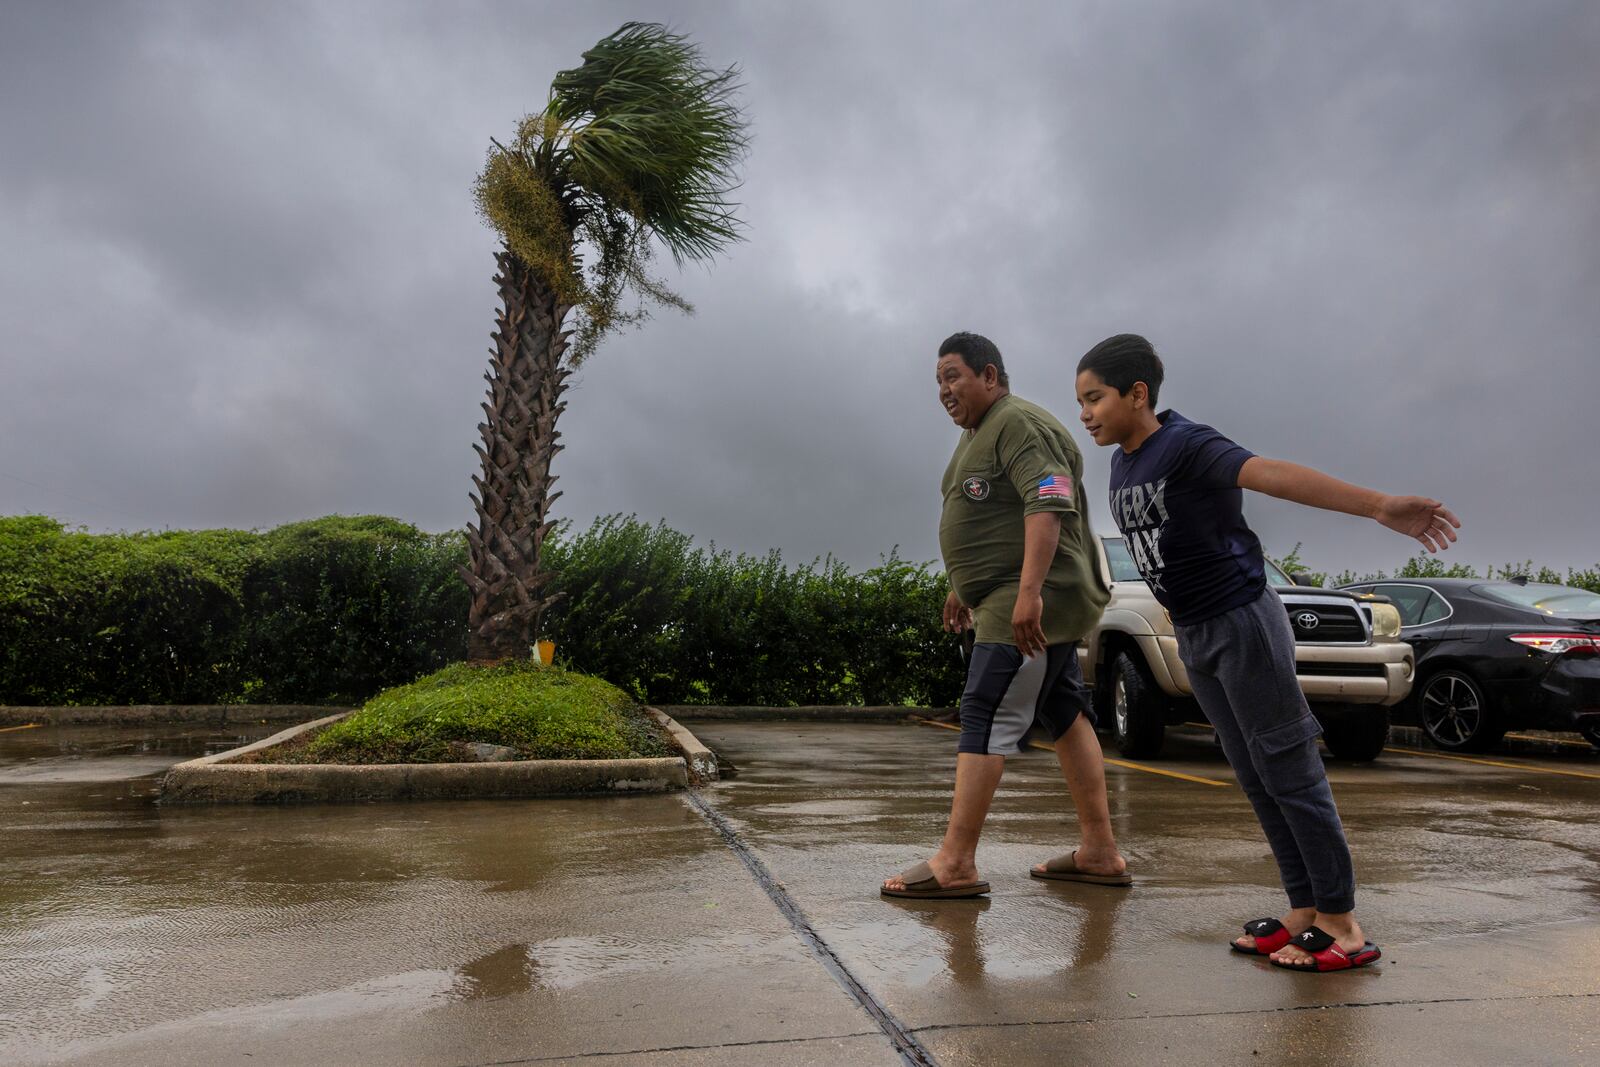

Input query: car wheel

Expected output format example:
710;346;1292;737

1110;651;1166;759
1317;704;1390;762
1417;669;1504;751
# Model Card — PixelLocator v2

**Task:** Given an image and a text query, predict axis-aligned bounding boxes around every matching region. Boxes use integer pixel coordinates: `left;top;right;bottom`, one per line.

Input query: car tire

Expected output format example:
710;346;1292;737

1416;669;1505;751
1110;651;1166;759
1317;704;1390;762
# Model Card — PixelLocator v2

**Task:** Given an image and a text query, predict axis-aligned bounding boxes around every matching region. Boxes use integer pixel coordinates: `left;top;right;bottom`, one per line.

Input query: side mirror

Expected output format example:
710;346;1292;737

1290;572;1319;587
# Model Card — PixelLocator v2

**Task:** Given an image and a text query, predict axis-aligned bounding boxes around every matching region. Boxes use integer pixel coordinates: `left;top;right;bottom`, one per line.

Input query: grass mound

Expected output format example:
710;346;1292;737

294;661;673;764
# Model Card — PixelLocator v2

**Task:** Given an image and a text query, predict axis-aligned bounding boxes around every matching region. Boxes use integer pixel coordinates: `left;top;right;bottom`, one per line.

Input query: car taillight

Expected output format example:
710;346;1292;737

1508;633;1600;655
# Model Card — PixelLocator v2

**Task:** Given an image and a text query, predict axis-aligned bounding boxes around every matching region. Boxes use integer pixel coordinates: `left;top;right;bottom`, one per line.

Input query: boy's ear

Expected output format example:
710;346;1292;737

1130;381;1148;408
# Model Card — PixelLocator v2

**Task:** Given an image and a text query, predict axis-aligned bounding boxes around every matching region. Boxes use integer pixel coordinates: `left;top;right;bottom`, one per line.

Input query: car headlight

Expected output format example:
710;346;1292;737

1368;602;1402;640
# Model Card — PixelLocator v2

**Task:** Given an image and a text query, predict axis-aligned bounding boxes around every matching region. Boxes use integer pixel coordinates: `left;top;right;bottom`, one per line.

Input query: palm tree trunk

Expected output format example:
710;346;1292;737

463;248;572;663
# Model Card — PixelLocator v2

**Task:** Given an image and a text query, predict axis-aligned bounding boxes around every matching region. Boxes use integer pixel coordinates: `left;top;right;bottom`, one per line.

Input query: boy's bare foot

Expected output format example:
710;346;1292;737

1030;843;1126;878
1269;911;1368;967
1233;906;1315;952
883;851;982;892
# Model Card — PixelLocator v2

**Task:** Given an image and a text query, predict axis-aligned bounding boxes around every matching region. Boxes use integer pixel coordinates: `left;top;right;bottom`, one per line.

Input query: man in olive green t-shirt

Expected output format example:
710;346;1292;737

883;332;1131;900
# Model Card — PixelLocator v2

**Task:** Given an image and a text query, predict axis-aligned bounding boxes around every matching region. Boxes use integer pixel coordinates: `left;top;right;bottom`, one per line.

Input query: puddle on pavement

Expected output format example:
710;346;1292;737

452;943;538;998
446;931;778;994
16;968;465;1064
0;722;285;785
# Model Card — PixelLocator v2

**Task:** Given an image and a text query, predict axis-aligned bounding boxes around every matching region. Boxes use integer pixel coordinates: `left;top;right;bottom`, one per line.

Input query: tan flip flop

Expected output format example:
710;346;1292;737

880;860;990;899
1029;850;1133;887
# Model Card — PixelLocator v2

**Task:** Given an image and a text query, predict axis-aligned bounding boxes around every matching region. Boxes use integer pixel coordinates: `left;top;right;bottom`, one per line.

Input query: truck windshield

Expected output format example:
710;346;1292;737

1101;537;1143;582
1102;537;1294;587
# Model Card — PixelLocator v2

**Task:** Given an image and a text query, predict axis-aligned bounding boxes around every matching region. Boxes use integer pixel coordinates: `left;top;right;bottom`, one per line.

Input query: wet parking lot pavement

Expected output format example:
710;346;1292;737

1;718;1597;1066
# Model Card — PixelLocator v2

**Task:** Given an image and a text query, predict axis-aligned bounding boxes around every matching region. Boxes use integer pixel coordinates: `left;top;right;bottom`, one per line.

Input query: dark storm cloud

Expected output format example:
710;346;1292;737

2;1;1596;580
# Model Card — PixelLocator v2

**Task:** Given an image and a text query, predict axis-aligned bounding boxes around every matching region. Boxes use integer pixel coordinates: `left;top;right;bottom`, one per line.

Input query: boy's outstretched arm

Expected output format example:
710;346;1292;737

1236;457;1462;553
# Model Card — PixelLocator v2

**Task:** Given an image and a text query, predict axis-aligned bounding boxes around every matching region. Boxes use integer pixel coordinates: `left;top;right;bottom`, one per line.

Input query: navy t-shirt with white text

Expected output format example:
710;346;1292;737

1108;410;1264;626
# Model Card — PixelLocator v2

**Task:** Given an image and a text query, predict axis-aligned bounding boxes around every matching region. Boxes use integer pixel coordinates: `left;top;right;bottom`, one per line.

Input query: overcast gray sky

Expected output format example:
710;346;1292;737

2;1;1596;579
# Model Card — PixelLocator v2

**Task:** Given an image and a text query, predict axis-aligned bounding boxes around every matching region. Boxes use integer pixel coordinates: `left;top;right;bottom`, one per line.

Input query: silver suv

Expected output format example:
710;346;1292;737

1079;537;1414;761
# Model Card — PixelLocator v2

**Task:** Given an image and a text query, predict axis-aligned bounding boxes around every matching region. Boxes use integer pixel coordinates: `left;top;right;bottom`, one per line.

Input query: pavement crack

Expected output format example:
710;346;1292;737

684;789;941;1067
453;1029;883;1065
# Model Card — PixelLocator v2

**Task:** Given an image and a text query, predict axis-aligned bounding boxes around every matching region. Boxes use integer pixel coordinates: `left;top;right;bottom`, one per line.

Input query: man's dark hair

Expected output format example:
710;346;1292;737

938;331;1009;387
1077;333;1163;406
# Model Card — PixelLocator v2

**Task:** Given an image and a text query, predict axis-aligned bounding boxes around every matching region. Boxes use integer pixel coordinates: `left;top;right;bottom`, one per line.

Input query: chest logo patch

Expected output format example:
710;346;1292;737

962;477;991;501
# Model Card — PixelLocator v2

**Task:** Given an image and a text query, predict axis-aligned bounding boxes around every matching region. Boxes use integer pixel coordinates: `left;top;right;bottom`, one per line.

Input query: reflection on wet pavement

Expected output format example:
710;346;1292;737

0;722;883;1066
688;720;1600;1059
2;719;1598;1066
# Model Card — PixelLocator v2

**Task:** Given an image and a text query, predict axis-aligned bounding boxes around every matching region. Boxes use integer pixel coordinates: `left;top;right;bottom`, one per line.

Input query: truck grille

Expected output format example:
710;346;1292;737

1284;603;1366;643
1294;662;1386;677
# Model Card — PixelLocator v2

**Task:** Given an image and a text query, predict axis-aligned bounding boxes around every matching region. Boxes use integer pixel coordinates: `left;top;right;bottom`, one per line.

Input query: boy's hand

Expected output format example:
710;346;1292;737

943;589;972;633
1376;495;1461;553
1012;591;1047;657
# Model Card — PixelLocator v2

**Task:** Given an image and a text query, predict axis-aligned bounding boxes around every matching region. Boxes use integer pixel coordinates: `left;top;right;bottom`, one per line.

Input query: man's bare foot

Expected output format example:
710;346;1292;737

883;851;982;892
1233;906;1315;952
1269;911;1367;968
1030;844;1126;878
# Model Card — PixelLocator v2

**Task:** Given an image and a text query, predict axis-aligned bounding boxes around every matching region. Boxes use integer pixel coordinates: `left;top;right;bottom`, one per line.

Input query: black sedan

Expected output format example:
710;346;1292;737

1338;577;1600;751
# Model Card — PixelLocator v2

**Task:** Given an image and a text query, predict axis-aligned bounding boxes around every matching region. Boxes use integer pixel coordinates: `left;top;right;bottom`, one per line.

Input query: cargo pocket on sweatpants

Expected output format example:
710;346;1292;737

1246;714;1324;796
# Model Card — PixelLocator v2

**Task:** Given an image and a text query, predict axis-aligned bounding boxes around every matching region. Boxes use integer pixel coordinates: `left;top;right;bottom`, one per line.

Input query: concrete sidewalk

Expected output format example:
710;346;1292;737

2;719;1597;1065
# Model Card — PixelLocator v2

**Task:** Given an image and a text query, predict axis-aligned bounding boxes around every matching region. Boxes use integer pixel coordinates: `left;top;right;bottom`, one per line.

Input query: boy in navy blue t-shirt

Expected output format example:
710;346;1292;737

1073;333;1460;973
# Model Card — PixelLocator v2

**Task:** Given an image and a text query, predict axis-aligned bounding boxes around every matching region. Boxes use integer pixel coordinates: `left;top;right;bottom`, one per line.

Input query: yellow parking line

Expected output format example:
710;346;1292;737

1186;719;1598;772
913;717;1230;787
0;723;41;733
1087;750;1230;787
1383;746;1600;781
1504;732;1593;750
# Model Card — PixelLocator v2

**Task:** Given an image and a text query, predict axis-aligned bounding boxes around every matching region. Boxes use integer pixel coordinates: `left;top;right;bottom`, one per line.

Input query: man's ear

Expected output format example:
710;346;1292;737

982;364;1000;388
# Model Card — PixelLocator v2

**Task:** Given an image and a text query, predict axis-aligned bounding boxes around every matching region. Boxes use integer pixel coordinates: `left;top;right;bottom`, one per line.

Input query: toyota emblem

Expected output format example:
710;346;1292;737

1295;612;1320;631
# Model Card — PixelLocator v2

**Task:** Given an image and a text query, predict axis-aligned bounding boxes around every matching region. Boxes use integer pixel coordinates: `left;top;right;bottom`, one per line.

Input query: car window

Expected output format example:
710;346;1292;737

1375;584;1436;627
1473;582;1600;616
1105;536;1297;587
1263;559;1295;588
1417;592;1450;624
1101;538;1143;582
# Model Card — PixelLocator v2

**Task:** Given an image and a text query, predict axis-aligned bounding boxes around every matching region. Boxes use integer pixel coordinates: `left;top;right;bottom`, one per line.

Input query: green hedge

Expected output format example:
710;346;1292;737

9;513;1591;709
0;514;965;708
0;515;468;706
541;516;961;706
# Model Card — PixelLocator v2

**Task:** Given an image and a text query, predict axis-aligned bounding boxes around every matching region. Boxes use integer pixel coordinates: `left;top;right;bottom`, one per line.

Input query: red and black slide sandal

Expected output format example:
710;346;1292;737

1230;917;1292;956
1269;925;1381;972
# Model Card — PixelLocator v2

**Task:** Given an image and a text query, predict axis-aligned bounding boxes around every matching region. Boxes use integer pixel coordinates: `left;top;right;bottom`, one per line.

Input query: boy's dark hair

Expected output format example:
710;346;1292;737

1077;334;1163;406
938;331;1009;387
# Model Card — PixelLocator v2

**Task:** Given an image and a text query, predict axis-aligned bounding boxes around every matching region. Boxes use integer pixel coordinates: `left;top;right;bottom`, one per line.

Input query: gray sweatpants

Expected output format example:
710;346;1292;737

1175;587;1357;914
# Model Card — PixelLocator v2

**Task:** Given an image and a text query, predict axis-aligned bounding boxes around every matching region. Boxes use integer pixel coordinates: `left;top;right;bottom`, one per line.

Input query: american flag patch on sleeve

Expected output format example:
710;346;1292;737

1037;474;1073;499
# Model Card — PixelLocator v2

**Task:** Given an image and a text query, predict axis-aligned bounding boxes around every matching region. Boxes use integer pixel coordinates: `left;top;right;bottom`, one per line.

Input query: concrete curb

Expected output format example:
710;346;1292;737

0;705;350;727
647;707;719;781
160;709;717;805
659;705;947;723
5;704;949;727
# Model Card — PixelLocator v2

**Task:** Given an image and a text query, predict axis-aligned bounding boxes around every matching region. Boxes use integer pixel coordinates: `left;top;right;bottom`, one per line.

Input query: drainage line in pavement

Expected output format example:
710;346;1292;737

684;790;940;1067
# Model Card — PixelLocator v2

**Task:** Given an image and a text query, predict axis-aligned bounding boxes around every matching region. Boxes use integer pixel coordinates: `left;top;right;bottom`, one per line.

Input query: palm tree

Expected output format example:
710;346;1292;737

463;22;748;663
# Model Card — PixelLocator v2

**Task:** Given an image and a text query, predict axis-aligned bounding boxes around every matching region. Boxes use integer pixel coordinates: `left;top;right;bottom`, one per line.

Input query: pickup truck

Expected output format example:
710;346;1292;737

1079;536;1413;761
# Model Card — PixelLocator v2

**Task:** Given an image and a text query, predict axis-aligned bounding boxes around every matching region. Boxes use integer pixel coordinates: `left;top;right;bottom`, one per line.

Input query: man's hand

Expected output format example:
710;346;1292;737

943;589;972;633
1375;495;1462;553
1012;590;1047;658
